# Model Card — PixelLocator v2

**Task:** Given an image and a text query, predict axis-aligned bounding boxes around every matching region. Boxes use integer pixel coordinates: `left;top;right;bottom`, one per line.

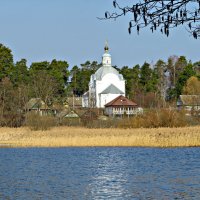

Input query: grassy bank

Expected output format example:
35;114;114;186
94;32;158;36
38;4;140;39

0;126;200;147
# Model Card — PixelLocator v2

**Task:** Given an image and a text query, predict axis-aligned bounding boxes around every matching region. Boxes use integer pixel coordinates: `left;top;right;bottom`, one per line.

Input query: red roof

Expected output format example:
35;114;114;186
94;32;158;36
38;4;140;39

105;95;137;107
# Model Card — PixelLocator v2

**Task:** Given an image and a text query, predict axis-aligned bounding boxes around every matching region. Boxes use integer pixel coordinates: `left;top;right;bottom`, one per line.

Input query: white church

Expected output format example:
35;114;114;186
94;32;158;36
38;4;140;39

82;43;126;108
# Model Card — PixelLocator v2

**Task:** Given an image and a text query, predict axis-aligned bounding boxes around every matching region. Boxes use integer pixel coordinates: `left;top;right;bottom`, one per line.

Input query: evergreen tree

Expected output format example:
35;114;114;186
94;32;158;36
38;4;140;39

49;59;70;95
140;62;157;93
131;64;140;97
175;63;196;97
69;61;101;96
0;44;14;80
30;61;50;72
167;56;188;100
12;59;29;86
120;66;133;98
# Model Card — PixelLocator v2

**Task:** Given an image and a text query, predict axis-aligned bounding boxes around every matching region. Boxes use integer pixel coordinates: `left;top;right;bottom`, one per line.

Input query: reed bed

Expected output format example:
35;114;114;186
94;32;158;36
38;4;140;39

0;126;200;147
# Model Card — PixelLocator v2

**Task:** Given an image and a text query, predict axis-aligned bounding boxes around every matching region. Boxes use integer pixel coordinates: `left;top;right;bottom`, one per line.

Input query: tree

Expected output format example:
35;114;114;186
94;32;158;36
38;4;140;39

166;55;178;88
0;78;25;127
140;62;157;93
175;63;196;97
29;60;69;96
68;65;80;96
131;64;141;97
30;61;50;72
166;56;188;100
0;44;14;80
80;61;101;94
12;59;29;86
174;56;188;77
193;61;200;76
154;59;167;104
69;61;101;96
120;66;133;98
183;76;200;94
103;0;200;38
49;59;70;95
30;71;58;106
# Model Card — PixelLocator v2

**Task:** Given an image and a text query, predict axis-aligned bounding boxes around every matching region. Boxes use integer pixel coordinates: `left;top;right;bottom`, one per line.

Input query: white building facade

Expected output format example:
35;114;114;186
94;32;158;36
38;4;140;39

82;43;125;108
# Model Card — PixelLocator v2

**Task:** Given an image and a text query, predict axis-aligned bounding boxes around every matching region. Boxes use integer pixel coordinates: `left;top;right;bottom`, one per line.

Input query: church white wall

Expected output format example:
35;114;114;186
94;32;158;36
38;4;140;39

96;74;124;94
100;94;121;108
102;74;125;94
95;73;125;108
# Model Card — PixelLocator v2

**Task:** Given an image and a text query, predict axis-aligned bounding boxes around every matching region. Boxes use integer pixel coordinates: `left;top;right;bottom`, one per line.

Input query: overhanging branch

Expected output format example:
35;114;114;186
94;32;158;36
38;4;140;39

99;0;200;39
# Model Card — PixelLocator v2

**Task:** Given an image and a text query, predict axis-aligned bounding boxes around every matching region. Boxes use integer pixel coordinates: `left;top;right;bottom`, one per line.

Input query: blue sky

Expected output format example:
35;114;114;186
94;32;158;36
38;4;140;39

0;0;199;69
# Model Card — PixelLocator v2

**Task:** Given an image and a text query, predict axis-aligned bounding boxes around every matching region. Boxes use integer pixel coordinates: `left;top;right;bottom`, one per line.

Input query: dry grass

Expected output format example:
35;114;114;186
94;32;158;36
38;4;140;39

0;126;200;147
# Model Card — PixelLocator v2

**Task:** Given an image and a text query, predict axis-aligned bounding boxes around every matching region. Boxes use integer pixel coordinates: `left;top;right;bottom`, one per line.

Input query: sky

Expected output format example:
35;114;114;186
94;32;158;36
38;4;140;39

0;0;200;69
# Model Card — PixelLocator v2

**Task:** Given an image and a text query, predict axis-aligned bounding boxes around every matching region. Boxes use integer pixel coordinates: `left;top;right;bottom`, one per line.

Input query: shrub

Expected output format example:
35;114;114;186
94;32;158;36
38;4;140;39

25;112;56;131
0;113;24;128
117;109;189;128
59;118;81;127
83;119;119;128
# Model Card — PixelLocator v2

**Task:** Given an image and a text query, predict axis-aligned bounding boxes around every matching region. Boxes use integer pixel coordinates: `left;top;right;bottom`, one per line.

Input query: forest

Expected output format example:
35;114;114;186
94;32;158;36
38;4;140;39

0;43;200;127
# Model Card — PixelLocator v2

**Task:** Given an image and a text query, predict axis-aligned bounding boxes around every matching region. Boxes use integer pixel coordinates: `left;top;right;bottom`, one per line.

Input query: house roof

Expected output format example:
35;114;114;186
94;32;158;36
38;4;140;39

25;98;49;110
58;109;80;118
105;95;137;107
178;95;200;106
100;84;124;94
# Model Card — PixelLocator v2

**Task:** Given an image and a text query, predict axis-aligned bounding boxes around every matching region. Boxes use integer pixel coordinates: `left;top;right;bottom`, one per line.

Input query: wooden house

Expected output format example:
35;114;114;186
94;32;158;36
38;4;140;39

25;98;53;116
104;95;142;117
177;95;200;113
57;109;81;125
58;109;80;119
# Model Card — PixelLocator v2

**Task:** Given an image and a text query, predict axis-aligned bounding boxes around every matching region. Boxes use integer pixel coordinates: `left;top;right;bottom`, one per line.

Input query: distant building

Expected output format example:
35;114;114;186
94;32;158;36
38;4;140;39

65;97;82;109
25;98;52;116
58;109;80;119
104;95;142;117
82;42;125;108
57;109;81;125
177;95;200;113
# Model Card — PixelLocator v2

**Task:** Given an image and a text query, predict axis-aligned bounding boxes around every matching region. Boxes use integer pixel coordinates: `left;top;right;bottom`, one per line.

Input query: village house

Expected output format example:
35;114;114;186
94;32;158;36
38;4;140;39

177;95;200;114
57;109;81;125
104;95;142;117
25;98;53;116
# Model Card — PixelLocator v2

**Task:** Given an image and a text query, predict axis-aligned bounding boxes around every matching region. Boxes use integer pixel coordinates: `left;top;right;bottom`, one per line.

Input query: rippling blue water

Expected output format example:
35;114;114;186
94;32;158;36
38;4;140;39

0;148;200;199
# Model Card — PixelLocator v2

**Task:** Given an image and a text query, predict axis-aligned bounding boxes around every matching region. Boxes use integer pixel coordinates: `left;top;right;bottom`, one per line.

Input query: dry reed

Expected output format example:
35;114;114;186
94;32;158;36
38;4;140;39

0;126;200;147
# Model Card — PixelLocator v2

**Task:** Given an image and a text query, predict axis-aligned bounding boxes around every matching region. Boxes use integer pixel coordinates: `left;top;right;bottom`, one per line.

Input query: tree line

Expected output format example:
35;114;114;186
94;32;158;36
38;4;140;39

70;56;200;107
0;43;199;126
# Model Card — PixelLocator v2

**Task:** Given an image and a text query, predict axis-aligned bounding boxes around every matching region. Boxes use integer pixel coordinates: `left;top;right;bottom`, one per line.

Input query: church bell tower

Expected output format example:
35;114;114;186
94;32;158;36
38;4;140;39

102;41;111;67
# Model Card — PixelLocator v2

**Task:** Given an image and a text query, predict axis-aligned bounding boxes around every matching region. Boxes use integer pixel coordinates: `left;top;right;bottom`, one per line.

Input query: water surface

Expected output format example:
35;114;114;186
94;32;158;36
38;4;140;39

0;148;200;199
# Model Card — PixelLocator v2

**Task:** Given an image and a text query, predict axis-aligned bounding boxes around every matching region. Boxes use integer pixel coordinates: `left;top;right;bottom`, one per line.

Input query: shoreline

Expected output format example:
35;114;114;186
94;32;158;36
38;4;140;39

0;126;200;148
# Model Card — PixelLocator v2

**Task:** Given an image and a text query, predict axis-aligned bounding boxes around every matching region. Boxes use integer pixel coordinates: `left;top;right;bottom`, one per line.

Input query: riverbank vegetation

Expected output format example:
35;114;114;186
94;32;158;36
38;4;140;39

0;126;200;147
23;109;199;130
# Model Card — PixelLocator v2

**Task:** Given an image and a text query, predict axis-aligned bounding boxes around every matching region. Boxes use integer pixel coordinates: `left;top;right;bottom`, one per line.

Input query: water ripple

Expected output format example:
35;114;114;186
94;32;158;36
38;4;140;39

0;147;200;199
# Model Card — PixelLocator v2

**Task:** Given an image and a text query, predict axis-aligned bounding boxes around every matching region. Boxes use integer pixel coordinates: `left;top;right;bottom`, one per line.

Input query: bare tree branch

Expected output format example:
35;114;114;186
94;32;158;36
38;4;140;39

99;0;200;39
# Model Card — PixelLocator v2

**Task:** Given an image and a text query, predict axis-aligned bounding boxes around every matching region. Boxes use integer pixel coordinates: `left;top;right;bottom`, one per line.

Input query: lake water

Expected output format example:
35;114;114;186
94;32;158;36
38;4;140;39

0;148;200;200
